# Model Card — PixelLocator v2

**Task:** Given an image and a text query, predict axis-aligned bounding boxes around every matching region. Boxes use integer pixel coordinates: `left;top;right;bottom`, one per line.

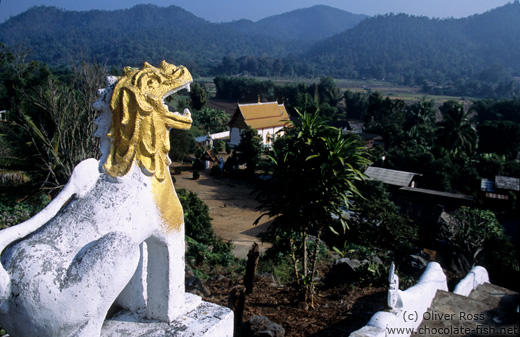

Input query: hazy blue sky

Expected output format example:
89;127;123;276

0;0;513;23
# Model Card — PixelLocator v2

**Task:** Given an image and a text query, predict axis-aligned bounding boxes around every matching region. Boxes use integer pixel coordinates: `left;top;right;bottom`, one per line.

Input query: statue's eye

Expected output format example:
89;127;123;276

147;79;157;88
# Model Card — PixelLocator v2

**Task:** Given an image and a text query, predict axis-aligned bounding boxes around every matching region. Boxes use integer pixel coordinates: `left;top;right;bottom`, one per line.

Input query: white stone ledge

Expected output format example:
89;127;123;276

101;299;233;337
350;262;448;337
453;265;489;297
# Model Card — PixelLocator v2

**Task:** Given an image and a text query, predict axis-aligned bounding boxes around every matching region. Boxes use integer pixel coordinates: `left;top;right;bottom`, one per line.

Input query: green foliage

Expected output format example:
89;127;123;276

169;129;196;162
177;188;235;270
404;98;436;146
305;4;520;97
258;110;370;237
257;253;295;285
346;180;418;256
256;110;370;306
214;76;275;102
440;208;509;264
214;140;226;153
471;98;520;124
185;236;235;269
366;95;519;198
177;188;213;243
191;108;229;134
332;242;392;287
363;92;407;148
2;3;520;98
436;101;478;158
0;194;49;229
214;76;343;120
189;83;208;110
344;90;368;120
210;164;222;177
0;5;297;73
192;170;200;180
478;120;520;160
0;46;107;188
236;126;264;175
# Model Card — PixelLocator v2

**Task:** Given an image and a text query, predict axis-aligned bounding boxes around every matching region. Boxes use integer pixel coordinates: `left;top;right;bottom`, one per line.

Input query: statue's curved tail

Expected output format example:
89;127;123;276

0;158;100;303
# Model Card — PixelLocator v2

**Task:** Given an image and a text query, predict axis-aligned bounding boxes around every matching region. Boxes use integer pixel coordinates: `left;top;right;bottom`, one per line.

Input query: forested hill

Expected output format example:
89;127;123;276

304;2;520;86
223;5;367;42
0;1;519;98
0;4;300;69
0;4;362;70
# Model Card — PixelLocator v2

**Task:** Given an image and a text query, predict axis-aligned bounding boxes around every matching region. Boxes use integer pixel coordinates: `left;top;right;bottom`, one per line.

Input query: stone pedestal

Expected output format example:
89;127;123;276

102;295;233;337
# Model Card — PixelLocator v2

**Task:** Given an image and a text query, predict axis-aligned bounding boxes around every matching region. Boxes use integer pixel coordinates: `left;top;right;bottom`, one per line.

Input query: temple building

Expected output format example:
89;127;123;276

228;101;290;147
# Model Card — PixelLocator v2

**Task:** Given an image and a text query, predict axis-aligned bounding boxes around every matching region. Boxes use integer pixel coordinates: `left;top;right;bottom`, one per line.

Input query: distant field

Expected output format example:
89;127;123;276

196;76;472;107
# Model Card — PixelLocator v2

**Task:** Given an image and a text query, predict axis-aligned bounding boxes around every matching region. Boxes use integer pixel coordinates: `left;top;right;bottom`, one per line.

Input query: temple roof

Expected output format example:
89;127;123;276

230;101;290;130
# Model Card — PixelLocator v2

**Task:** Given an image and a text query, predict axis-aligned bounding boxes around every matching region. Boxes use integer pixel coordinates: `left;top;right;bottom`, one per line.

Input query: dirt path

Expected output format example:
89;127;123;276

173;167;272;259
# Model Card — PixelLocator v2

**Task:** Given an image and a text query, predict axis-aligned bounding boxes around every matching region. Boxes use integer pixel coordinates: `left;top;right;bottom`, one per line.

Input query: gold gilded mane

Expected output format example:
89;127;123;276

105;61;192;181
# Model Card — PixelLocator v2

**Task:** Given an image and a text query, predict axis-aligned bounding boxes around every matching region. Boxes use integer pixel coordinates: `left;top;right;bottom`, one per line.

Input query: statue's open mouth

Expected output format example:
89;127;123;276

162;82;193;130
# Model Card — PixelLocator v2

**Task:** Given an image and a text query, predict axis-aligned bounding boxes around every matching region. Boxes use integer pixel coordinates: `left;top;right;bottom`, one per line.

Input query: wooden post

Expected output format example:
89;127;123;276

244;242;260;295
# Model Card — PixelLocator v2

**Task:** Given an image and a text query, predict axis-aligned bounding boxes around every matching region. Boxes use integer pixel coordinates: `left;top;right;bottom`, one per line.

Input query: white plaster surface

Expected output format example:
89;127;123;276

101;300;233;337
350;262;448;337
0;162;190;336
453;265;489;296
0;75;233;337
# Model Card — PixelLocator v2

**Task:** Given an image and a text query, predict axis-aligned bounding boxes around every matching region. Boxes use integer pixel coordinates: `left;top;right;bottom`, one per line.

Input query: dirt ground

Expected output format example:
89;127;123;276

173;164;388;336
173;165;272;259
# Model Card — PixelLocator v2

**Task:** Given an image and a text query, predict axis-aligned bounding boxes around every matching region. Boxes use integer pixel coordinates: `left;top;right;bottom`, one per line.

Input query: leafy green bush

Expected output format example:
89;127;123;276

192;170;200;180
178;189;214;243
210;165;221;177
177;188;235;272
344;180;419;256
0;195;49;229
214;140;226;153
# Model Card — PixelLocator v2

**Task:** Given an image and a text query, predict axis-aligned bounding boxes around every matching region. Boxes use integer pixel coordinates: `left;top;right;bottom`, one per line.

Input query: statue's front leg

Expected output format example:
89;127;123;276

145;231;186;322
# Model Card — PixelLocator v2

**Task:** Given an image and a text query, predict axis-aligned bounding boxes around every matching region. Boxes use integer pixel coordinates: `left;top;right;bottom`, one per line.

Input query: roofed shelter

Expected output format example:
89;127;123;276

228;101;290;146
364;166;421;188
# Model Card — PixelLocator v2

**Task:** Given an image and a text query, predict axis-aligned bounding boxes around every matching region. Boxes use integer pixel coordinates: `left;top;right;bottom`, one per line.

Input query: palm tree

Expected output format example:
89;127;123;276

405;98;436;145
435;101;478;157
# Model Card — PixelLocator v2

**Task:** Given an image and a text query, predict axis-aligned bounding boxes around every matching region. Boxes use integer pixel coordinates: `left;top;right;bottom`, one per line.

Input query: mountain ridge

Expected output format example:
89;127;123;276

0;2;518;96
303;2;520;83
223;5;367;42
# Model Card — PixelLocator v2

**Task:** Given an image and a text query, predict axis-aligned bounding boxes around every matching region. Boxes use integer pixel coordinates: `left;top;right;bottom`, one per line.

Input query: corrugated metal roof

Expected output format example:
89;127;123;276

495;176;520;191
401;187;474;201
237;102;290;130
364;167;419;187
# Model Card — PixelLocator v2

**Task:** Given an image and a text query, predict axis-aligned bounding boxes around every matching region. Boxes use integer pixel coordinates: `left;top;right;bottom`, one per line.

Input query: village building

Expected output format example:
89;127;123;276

481;175;520;200
228;101;291;147
364;166;421;188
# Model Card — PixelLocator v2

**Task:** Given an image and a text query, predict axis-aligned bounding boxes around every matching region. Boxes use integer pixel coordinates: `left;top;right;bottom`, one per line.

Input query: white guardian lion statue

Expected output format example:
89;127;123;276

0;61;196;336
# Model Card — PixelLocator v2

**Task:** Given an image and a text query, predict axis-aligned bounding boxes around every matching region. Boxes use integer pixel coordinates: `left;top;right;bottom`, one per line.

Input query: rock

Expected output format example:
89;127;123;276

370;255;384;266
258;272;278;287
449;251;472;277
243;315;285;337
398;251;429;278
407;254;428;270
334;258;364;278
185;266;211;297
